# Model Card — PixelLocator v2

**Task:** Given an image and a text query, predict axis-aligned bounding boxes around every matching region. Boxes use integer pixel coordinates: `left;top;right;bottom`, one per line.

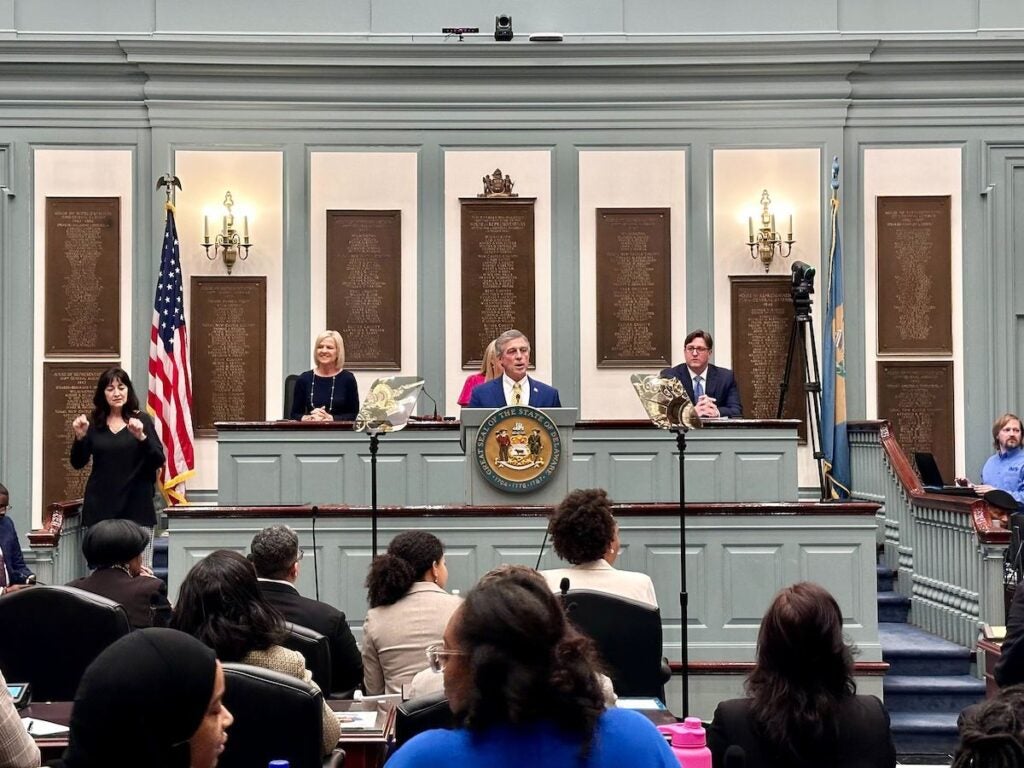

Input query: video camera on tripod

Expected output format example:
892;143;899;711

789;261;816;319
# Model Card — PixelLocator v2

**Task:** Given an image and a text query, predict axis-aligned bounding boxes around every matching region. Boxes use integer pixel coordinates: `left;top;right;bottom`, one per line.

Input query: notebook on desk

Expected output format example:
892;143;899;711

914;452;977;496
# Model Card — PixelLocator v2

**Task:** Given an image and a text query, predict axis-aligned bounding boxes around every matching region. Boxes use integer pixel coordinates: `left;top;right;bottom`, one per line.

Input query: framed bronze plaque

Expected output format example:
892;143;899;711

460;198;536;368
877;361;955;482
876;196;952;354
42;361;117;515
44;197;120;355
190;276;267;434
595;208;671;368
730;276;807;441
326;210;402;370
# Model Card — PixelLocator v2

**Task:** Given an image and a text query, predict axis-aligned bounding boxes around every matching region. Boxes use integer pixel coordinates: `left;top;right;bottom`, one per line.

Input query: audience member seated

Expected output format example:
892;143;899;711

953;683;1024;768
248;524;362;694
170;550;341;755
0;667;39;768
707;581;896;768
386;565;677;768
0;482;35;595
54;628;232;768
362;531;461;695
66;519;171;629
540;488;657;608
457;339;501;407
996;579;1024;687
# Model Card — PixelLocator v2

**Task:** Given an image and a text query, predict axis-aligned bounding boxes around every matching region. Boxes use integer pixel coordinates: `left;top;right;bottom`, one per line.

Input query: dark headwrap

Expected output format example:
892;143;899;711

82;519;149;568
60;628;218;768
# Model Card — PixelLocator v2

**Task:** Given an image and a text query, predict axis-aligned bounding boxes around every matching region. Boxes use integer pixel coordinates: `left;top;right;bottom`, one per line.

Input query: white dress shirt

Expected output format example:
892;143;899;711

501;374;531;406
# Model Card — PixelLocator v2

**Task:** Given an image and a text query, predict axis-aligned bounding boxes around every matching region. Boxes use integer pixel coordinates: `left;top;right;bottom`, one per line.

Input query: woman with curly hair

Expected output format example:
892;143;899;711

953;684;1024;768
171;549;341;755
387;565;676;767
707;582;895;768
362;531;461;695
540;488;657;607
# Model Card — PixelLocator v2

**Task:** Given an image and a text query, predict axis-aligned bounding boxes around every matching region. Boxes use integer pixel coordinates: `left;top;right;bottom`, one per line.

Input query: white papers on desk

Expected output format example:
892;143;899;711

335;710;380;730
614;697;666;710
22;717;69;736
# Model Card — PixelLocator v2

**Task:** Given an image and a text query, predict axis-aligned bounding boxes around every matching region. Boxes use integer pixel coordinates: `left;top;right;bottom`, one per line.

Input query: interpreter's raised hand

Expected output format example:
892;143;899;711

72;414;90;439
127;417;146;441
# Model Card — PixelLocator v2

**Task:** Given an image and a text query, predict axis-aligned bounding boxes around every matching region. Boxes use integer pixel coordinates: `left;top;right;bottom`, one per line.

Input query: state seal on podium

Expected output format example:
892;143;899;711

474;405;562;493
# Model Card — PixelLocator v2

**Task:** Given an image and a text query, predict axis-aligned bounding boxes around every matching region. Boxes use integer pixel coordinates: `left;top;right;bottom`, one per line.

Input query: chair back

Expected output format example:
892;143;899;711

284;373;300;419
282;621;333;693
562;589;668;699
0;585;131;700
393;691;453;752
221;662;325;768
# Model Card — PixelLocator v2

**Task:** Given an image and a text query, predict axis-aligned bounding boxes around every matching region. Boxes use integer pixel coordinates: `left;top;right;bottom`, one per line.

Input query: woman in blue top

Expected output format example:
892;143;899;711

387;565;677;768
289;330;359;421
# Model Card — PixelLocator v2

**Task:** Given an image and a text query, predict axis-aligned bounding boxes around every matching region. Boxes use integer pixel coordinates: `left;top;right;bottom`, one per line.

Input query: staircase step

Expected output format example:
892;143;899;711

888;712;960;756
877;563;896;593
879;590;911;623
880;624;972;677
884;675;986;713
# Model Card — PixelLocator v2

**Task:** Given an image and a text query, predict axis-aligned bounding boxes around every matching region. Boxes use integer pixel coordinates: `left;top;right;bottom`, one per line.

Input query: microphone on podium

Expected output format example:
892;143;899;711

416;381;439;420
559;577;570;597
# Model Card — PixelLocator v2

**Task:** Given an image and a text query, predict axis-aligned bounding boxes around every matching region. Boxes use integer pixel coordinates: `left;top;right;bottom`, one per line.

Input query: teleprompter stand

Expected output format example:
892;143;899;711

354;376;425;555
630;373;701;716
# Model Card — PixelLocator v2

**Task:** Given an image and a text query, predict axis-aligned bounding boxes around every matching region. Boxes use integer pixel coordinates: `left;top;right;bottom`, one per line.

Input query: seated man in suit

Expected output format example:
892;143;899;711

249;524;362;694
467;329;561;408
660;329;742;418
0;483;35;596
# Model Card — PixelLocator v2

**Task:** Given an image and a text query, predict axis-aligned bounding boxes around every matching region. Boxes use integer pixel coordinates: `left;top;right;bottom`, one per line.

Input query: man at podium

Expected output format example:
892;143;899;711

468;329;561;408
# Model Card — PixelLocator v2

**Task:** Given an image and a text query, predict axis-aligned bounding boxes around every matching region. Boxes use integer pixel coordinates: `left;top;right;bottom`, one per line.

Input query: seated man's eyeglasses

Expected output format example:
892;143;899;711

684;345;709;354
425;644;467;672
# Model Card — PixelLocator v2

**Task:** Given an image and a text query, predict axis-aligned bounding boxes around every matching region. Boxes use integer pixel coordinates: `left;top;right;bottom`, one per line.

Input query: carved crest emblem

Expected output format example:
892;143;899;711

478;168;517;198
474;405;561;492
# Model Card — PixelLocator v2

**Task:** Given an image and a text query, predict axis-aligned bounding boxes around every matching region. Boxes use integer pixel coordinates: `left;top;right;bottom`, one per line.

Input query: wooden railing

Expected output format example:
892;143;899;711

848;421;1010;648
26;499;86;585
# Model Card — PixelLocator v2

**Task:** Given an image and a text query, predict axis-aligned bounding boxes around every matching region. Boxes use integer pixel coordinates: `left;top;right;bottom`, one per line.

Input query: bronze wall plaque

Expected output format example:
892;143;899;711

190;276;267;434
44;197;120;355
42;361;116;515
877;196;953;354
460;199;536;368
595;208;671;368
326;210;402;370
730;276;807;441
877;361;955;482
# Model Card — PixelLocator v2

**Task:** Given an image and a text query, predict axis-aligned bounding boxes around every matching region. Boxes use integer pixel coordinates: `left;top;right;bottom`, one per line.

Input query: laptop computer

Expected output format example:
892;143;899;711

914;452;977;496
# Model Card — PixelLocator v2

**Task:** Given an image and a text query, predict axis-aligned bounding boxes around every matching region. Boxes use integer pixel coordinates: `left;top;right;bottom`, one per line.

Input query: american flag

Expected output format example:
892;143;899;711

147;204;195;504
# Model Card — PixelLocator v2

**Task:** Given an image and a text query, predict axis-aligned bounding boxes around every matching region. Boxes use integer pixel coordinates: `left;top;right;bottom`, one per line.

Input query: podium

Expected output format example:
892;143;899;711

460;407;577;505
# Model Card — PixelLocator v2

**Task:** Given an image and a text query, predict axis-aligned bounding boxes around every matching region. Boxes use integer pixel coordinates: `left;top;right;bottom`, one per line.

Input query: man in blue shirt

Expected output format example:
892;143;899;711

0;483;35;596
958;413;1024;508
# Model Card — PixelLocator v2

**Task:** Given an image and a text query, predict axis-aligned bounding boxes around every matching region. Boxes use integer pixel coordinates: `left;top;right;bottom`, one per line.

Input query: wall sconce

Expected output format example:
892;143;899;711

747;189;795;272
202;191;252;274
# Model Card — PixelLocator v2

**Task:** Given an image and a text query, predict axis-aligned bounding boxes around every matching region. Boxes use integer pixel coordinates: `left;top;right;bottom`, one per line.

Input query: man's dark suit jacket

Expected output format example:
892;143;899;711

0;516;33;584
660;363;743;418
467;376;562;408
66;568;171;629
258;579;363;694
708;695;896;768
996;583;1024;686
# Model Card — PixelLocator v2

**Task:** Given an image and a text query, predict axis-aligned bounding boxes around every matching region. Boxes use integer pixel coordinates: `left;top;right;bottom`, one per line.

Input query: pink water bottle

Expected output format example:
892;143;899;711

657;717;712;768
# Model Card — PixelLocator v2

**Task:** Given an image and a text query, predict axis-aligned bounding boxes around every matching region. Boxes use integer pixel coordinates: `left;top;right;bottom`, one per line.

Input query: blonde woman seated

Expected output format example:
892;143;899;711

289;330;359;421
457;340;502;407
362;531;461;695
540;488;657;608
171;549;341;756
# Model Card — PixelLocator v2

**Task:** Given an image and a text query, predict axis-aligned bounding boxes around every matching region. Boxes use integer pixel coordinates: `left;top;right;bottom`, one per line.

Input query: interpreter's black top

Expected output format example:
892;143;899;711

289;369;360;421
70;413;165;527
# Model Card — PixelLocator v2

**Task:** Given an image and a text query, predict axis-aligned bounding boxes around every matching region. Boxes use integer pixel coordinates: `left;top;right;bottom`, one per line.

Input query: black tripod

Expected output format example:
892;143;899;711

776;262;827;499
672;428;690;717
